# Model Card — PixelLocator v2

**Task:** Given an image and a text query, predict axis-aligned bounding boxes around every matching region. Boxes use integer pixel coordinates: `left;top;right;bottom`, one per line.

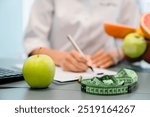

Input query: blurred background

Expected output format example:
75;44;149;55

0;0;149;59
0;0;23;59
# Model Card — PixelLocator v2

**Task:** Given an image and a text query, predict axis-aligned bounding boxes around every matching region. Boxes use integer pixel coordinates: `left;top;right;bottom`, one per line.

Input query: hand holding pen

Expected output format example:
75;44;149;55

60;50;89;72
67;35;94;72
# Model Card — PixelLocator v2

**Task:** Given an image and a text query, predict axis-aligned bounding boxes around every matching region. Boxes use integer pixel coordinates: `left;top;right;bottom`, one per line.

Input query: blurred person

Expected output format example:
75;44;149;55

24;0;140;72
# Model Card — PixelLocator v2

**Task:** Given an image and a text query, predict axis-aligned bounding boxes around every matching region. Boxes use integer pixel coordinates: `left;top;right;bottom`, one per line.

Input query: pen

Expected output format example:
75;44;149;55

67;35;94;72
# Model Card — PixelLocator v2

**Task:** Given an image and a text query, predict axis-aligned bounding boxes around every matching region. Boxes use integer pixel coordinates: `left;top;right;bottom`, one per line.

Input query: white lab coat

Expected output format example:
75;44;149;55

24;0;140;56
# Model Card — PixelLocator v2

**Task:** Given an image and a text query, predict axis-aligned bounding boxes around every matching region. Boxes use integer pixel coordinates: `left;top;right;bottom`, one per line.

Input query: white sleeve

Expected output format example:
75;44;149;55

118;0;141;27
113;0;141;49
24;0;54;54
108;0;141;63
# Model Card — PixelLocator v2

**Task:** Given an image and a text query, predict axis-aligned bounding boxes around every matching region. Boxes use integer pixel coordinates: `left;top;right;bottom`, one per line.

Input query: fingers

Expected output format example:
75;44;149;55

85;55;93;66
61;50;88;72
95;58;114;68
61;49;117;72
92;50;107;64
62;60;82;72
70;50;87;63
69;53;88;71
91;50;115;68
100;61;114;68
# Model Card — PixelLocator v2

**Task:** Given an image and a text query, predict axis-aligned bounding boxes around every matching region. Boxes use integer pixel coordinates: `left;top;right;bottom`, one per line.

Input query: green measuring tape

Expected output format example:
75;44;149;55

80;68;138;95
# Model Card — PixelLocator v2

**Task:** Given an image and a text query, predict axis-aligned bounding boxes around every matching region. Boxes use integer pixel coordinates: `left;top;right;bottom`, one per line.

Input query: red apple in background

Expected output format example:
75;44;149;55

143;40;150;63
125;55;142;63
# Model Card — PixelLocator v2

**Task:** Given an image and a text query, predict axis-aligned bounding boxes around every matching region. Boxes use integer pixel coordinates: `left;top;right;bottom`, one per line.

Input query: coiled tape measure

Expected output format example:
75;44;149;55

80;69;138;95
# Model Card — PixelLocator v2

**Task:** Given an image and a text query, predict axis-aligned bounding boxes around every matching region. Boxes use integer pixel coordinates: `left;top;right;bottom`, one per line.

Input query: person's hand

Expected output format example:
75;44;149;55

91;50;117;68
60;50;89;72
29;48;89;72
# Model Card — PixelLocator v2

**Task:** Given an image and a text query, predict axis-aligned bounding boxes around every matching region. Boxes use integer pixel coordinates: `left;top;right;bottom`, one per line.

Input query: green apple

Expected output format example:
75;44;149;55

22;54;55;89
123;33;147;58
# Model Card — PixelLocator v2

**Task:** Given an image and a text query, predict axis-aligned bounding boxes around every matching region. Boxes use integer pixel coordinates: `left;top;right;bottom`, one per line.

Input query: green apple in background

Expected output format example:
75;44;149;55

123;32;147;58
22;55;55;89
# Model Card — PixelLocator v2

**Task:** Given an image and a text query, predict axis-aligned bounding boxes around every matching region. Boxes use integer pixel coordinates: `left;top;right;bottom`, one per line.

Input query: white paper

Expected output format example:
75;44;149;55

16;64;116;82
54;67;116;82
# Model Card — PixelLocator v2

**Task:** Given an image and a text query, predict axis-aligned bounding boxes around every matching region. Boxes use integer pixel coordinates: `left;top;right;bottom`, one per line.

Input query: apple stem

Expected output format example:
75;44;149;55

37;47;43;56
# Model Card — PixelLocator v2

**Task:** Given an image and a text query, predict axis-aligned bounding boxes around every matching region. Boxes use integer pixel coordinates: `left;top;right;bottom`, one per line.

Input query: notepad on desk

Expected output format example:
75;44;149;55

16;64;116;83
54;67;116;82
